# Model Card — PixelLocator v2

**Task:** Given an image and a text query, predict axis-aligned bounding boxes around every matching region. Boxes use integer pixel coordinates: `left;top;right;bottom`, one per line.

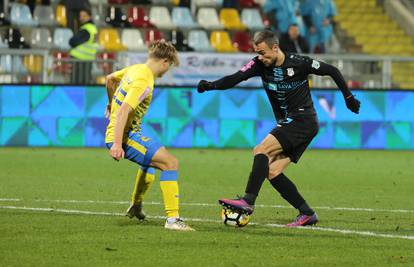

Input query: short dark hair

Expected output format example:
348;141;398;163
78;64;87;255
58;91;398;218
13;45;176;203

80;8;92;17
253;30;279;48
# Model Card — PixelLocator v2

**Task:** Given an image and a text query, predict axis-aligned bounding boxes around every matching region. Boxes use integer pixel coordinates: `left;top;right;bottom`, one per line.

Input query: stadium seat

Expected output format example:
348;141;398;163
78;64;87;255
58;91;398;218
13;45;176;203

152;0;171;4
31;28;53;49
121;29;147;51
193;0;224;7
239;0;258;8
210;31;238;52
33;5;55;26
10;3;38;26
169;30;193;52
53;28;73;50
53;52;71;74
23;55;43;74
97;52;116;75
241;8;265;31
197;8;223;30
0;35;8;48
188;30;214;52
150;6;175;30
232;31;253;53
171;7;198;29
55;4;67;27
219;8;245;30
105;6;129;28
1;55;28;74
99;29;126;52
145;30;164;46
5;28;30;49
92;6;106;27
0;8;10;26
128;6;154;28
108;0;129;4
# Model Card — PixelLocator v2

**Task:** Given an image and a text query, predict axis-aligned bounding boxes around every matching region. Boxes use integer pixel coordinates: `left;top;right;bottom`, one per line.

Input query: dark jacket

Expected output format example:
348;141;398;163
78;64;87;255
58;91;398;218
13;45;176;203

69;20;94;48
279;33;310;54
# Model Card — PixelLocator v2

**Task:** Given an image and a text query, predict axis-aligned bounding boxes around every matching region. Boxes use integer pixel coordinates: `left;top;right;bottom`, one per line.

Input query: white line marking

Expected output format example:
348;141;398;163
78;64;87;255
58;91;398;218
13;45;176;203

0;198;21;202
28;199;412;214
1;205;413;241
2;198;414;214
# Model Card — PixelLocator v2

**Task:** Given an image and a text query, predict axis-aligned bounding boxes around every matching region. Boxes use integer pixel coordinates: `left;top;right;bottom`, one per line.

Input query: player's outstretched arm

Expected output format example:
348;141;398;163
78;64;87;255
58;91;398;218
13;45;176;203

308;60;360;114
197;58;261;93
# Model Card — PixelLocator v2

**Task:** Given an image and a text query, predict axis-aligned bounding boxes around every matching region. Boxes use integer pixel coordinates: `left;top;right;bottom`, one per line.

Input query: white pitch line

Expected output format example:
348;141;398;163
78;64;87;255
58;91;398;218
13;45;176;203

1;205;413;241
34;199;414;214
1;198;414;214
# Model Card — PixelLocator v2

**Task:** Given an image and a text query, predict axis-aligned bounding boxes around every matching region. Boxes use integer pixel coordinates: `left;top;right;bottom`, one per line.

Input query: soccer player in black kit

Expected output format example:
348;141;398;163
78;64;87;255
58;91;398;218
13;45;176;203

196;30;361;227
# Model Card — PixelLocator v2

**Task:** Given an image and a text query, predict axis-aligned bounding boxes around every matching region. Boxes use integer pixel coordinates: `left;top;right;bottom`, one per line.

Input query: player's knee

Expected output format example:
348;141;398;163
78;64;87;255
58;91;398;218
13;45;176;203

268;168;282;180
163;155;179;170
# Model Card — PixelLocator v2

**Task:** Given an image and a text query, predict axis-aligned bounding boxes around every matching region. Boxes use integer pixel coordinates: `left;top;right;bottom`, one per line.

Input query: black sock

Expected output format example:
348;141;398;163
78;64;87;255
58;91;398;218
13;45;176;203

269;173;314;216
243;154;269;205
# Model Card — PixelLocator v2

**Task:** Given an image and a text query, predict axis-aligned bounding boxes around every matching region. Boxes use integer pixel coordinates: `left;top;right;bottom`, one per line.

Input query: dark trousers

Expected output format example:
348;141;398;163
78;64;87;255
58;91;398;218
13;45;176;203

71;61;92;84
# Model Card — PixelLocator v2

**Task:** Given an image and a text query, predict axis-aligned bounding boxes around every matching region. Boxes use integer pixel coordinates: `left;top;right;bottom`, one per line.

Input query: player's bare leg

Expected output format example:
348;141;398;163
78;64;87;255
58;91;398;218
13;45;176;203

268;155;318;227
151;147;194;231
219;134;284;214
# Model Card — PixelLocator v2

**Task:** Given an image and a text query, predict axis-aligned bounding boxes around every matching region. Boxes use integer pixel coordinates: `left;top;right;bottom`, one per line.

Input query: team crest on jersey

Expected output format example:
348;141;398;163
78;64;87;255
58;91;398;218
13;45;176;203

312;60;320;69
287;68;295;76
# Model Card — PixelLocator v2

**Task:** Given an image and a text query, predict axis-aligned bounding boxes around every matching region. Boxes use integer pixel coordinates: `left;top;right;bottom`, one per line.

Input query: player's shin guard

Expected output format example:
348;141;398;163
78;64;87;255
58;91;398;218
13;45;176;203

243;153;269;205
131;167;155;205
160;170;180;218
270;173;314;216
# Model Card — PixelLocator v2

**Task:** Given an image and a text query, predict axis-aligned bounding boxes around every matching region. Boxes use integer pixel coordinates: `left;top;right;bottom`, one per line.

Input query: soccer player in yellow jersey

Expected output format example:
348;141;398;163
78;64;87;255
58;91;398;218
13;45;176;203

104;40;194;231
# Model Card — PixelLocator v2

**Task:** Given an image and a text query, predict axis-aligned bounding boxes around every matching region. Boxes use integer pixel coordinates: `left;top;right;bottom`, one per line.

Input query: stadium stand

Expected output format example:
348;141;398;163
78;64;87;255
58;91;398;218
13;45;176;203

335;0;414;88
0;0;413;88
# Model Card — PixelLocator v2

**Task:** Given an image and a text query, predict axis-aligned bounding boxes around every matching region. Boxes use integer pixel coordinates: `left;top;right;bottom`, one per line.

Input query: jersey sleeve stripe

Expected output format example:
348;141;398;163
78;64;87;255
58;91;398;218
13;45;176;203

119;88;127;96
114;99;123;106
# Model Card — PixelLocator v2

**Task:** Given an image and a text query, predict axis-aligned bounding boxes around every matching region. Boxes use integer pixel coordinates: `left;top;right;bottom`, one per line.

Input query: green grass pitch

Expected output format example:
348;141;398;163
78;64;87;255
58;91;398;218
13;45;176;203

0;148;413;266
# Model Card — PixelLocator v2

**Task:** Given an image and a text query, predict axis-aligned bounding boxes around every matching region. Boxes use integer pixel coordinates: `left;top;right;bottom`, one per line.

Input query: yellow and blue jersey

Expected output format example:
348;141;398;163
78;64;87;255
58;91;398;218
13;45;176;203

105;64;155;143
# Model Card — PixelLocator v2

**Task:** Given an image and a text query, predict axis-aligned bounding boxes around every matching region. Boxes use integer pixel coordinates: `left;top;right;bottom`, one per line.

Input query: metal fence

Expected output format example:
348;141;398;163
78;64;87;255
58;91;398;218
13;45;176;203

1;48;414;89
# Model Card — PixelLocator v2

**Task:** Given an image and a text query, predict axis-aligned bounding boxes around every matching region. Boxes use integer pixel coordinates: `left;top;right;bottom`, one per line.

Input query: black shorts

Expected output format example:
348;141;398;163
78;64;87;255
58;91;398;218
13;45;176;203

270;115;319;163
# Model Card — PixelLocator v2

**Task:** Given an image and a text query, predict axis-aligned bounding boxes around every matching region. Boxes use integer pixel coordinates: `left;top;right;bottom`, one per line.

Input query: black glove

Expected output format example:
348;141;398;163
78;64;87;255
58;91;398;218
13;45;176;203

197;80;214;93
345;95;361;114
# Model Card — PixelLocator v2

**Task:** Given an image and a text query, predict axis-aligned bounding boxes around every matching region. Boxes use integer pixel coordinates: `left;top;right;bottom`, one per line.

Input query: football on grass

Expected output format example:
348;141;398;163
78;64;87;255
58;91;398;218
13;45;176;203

221;207;250;227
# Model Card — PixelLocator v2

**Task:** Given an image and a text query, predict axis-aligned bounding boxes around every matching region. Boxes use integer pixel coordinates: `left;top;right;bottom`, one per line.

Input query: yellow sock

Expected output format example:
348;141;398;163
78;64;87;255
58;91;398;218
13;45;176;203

159;170;179;218
131;167;155;205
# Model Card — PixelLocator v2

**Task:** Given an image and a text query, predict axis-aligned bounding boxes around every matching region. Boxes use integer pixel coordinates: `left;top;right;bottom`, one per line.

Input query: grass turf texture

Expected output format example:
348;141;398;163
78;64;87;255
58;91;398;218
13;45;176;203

0;148;413;266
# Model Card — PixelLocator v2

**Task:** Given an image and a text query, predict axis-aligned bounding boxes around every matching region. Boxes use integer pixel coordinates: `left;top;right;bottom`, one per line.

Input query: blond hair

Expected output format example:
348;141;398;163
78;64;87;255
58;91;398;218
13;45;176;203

148;40;179;66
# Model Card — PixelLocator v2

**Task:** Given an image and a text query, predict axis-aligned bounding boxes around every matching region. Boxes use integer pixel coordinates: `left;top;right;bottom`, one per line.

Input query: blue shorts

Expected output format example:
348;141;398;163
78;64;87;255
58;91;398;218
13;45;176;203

106;131;163;167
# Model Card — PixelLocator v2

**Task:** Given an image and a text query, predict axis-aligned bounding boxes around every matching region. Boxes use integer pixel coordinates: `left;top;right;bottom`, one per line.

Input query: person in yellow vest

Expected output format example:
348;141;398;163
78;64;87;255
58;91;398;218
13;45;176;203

69;8;98;84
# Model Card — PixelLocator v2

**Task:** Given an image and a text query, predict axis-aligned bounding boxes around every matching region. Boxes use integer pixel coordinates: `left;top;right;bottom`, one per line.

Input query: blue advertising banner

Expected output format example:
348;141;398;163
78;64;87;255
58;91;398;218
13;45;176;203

0;85;413;149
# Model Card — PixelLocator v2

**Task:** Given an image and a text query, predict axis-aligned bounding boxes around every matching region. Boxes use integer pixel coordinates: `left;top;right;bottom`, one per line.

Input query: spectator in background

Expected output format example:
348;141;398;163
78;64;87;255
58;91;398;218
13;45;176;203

301;0;336;53
263;0;298;34
61;0;91;32
279;24;309;54
69;8;98;84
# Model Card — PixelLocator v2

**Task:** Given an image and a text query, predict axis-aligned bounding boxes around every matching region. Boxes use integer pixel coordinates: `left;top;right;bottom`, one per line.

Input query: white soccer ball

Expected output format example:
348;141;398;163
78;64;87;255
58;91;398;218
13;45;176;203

221;207;250;227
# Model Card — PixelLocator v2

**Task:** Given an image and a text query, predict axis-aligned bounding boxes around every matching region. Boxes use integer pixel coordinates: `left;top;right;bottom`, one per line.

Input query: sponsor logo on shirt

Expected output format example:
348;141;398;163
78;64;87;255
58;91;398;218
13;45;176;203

139;86;151;102
240;60;255;72
312;60;320;69
287;68;295;76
